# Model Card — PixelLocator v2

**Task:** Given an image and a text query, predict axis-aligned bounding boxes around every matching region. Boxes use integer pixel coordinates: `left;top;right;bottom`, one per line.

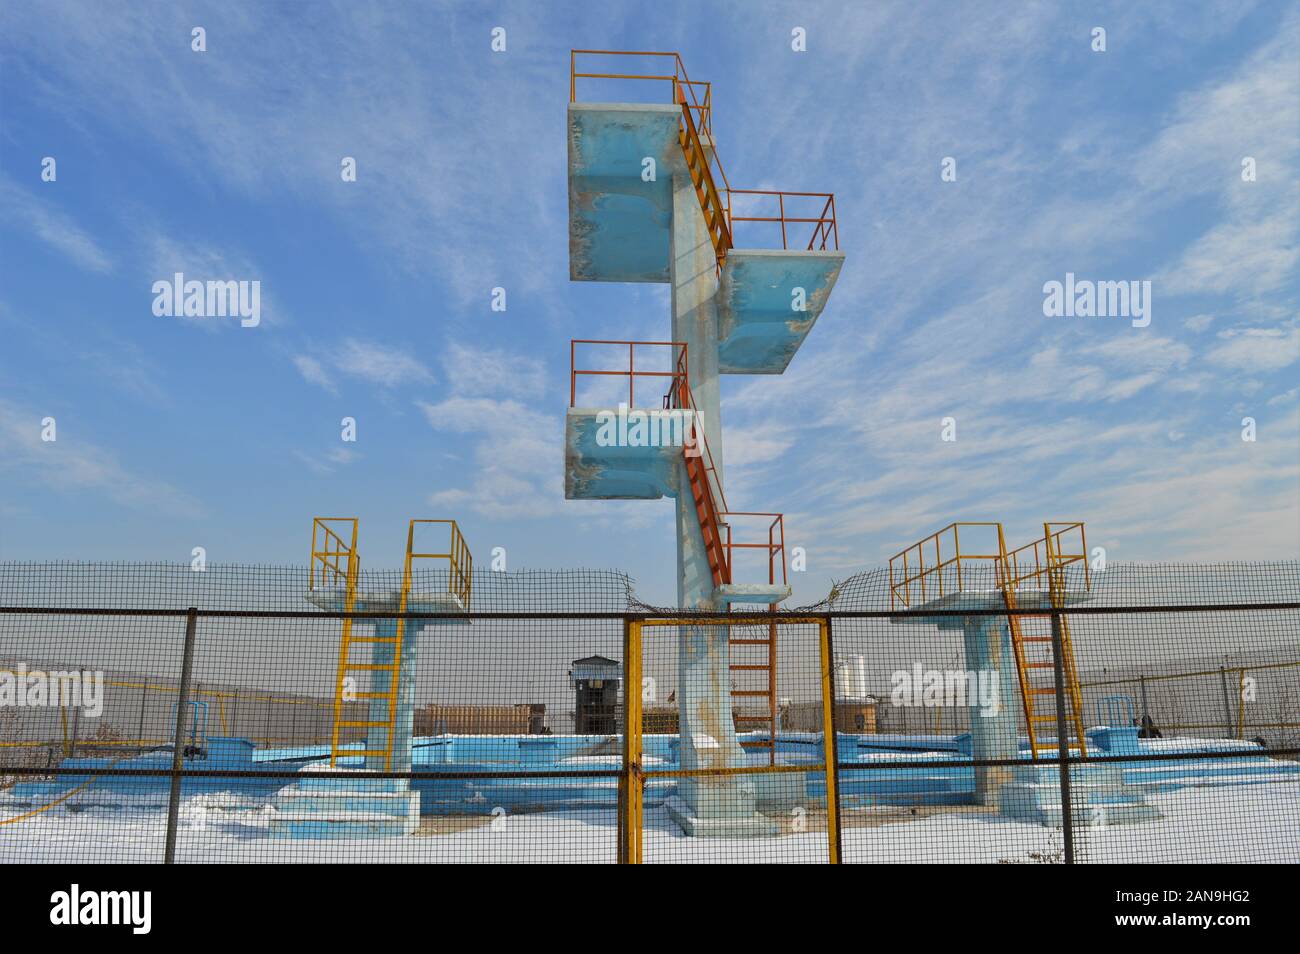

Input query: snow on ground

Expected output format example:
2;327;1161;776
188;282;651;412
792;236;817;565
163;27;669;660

1;782;1295;863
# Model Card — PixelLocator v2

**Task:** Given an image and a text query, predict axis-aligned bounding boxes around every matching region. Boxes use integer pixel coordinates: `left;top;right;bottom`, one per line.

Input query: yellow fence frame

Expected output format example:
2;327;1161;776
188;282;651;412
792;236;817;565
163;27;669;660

619;616;840;864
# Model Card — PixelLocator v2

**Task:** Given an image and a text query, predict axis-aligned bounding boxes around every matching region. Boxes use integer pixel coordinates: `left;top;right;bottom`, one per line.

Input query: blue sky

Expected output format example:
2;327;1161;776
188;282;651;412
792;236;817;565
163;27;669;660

1;0;1297;607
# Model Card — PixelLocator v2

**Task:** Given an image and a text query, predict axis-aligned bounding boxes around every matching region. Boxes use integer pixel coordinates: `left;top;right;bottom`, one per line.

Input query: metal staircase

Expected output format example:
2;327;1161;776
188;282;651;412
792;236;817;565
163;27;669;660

675;82;731;268
1001;524;1090;759
664;350;731;586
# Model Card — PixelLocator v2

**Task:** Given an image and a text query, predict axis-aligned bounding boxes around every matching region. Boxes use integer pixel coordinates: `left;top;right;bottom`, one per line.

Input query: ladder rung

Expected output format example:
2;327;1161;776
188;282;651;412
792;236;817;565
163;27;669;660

732;691;770;697
734;715;773;722
351;692;395;700
731;639;772;645
1030;688;1059;694
343;664;398;671
337;721;394;728
350;637;401;644
1024;662;1055;668
729;664;770;671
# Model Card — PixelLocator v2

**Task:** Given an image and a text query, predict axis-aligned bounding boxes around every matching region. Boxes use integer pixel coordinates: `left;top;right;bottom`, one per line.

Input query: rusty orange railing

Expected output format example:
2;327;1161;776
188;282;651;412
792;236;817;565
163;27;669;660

570;50;839;263
728;189;838;252
720;511;788;588
569;339;687;408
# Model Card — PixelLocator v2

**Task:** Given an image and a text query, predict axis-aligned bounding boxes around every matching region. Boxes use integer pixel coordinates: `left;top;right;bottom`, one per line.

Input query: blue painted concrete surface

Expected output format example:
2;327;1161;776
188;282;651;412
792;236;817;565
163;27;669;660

717;250;845;373
568;103;682;283
9;727;1295;821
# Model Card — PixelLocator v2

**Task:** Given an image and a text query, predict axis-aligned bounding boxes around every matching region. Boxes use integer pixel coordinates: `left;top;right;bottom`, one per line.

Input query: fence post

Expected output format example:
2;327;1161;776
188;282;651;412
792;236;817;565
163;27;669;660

1218;666;1234;739
164;607;199;865
818;616;842;864
619;617;643;864
1049;610;1074;864
618;616;628;863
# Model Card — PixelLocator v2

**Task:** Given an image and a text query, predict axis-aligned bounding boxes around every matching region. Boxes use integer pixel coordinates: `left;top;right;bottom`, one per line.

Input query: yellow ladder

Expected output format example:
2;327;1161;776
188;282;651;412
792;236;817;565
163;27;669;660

313;517;472;769
1001;527;1089;759
310;517;407;770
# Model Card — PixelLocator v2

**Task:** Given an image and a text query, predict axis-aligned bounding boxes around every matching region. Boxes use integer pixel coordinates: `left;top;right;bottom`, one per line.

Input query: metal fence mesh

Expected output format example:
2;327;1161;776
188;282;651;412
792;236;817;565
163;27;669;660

1;561;1297;863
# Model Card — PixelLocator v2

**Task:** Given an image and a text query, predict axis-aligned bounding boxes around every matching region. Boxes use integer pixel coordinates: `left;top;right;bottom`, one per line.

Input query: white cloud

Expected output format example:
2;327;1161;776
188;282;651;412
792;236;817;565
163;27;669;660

0;399;200;516
293;445;360;475
1206;322;1300;372
442;342;546;399
417;397;560;519
293;340;433;391
0;177;112;273
335;338;433;387
292;355;336;393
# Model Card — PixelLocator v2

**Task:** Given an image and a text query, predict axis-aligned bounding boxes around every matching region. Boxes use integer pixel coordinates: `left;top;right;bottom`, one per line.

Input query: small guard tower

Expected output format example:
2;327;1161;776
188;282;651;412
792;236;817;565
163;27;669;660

571;655;621;734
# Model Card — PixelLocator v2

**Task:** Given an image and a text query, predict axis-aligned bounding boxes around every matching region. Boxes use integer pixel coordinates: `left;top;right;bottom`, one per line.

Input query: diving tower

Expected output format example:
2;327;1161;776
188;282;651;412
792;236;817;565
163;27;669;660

272;518;472;837
565;51;845;835
888;521;1159;826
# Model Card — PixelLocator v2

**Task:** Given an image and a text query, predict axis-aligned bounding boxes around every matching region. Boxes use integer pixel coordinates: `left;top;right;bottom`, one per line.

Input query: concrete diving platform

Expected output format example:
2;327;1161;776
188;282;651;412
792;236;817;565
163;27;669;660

564;406;686;500
717;249;844;374
568;103;684;283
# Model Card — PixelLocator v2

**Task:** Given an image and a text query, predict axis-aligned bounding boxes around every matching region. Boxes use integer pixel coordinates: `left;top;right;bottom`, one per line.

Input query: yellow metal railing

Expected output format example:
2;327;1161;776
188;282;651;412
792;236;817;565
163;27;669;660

621;617;839;864
309;517;360;593
310;517;365;766
406;519;472;609
888;522;1008;609
1003;521;1090;592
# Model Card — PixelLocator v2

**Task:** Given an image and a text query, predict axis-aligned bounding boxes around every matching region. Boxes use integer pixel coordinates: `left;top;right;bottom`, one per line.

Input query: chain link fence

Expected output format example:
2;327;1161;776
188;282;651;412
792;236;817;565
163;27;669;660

1;562;1297;863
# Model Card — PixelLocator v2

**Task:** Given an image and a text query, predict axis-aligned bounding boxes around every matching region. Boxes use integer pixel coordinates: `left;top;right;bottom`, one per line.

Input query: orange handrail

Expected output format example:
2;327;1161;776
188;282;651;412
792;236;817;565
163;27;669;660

570;339;687;408
665;347;728;515
720;511;788;587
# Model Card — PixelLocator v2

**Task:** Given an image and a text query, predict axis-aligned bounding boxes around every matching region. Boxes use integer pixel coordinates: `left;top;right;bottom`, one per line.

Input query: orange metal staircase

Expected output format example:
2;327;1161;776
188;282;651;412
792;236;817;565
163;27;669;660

675;83;732;268
569;340;787;762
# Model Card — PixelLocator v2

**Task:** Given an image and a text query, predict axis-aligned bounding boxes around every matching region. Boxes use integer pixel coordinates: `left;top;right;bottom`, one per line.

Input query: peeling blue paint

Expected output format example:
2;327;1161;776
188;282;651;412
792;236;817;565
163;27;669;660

718;250;845;373
568;104;682;283
564;408;681;499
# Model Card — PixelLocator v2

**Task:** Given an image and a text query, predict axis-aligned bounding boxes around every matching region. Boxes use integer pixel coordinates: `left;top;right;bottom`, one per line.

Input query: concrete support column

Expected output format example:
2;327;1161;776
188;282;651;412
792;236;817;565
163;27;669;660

667;173;770;835
961;615;1019;805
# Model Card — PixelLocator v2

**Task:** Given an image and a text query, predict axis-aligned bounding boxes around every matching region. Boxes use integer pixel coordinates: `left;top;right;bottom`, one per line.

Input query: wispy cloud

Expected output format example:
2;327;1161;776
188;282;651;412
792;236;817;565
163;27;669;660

0;398;200;517
0;176;112;273
417;396;560;519
292;338;434;391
